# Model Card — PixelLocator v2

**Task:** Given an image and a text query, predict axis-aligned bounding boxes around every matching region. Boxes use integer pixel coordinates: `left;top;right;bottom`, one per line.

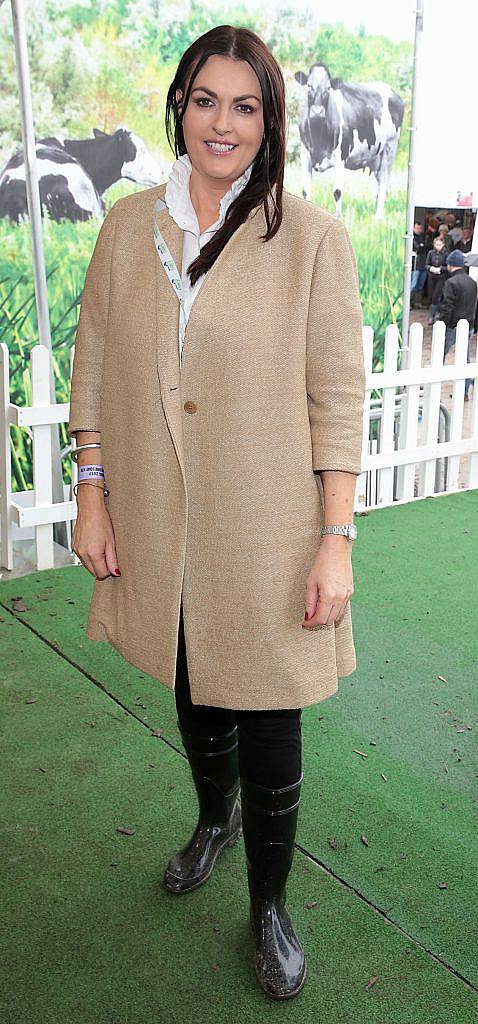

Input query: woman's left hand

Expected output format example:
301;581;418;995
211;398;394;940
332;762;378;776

301;537;354;628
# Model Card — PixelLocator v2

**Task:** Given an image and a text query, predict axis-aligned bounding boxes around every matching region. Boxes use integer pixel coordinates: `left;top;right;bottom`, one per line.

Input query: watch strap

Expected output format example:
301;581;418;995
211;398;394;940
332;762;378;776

320;524;357;540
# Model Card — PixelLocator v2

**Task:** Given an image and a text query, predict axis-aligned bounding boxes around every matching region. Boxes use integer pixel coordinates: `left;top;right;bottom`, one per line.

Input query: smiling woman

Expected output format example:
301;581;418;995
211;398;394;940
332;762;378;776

172;53;266;242
162;33;284;286
68;23;365;1000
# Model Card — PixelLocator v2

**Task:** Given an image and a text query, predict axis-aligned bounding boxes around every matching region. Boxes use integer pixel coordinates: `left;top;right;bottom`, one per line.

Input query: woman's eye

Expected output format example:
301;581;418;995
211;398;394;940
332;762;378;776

195;98;254;114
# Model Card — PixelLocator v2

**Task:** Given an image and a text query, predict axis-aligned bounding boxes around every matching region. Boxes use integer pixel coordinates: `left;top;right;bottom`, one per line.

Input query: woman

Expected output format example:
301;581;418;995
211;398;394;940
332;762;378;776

437;222;452;253
68;26;365;1001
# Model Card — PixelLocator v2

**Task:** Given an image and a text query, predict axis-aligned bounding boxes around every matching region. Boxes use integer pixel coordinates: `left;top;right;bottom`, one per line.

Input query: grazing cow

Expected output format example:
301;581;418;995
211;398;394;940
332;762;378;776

0;126;165;223
294;63;404;219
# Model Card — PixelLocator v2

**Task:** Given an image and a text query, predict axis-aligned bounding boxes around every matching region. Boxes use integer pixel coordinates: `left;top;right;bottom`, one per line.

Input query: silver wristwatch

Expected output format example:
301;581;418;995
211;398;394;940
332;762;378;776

320;523;357;542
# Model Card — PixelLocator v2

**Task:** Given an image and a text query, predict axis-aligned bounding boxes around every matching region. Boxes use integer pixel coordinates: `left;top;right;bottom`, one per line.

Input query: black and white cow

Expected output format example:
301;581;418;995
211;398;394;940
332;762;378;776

294;63;404;219
0;126;165;223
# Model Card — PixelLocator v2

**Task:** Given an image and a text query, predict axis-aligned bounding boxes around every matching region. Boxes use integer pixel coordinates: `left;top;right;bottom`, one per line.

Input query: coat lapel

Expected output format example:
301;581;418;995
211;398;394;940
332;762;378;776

153;178;273;479
153;182;186;474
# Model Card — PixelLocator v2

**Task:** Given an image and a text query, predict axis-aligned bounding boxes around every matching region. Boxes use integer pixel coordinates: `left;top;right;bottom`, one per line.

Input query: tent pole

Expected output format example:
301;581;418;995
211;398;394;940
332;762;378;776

10;0;69;552
401;0;425;368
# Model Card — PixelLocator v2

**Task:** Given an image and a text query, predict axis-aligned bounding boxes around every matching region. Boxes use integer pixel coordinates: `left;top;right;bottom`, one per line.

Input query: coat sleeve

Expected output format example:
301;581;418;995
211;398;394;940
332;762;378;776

438;277;455;326
306;219;366;475
67;202;119;436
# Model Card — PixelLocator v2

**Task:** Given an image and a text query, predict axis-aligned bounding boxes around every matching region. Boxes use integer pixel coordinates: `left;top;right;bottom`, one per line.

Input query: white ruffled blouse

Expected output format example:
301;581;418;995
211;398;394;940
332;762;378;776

163;152;254;366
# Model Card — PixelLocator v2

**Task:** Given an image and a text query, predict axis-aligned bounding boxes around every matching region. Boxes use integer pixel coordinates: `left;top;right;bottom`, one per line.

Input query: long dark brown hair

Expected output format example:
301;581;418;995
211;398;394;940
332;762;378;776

164;25;286;286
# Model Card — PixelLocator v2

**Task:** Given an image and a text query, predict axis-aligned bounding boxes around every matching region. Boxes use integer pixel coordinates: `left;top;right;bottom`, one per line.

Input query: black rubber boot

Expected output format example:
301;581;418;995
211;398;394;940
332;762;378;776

163;722;242;894
240;772;307;999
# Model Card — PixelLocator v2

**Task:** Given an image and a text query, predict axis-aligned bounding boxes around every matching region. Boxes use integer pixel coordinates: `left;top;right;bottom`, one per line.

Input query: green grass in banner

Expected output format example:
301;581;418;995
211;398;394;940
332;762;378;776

1;183;130;494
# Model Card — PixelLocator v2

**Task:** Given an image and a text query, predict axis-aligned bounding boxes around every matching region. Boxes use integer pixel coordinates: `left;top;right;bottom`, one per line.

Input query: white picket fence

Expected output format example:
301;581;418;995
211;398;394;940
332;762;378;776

0;345;77;572
357;318;478;510
1;318;477;572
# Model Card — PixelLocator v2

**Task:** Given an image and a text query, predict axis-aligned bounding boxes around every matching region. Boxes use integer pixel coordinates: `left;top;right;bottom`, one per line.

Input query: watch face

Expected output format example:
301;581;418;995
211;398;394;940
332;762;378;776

349;525;358;539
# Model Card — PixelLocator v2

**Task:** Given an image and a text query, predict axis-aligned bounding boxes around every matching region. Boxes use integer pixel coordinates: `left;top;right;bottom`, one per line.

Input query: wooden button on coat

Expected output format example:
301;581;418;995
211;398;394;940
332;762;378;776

183;400;197;414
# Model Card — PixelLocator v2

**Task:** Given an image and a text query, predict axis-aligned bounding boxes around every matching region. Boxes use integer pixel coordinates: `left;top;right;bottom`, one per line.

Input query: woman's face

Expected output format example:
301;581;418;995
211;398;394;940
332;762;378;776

176;54;265;185
434;239;445;250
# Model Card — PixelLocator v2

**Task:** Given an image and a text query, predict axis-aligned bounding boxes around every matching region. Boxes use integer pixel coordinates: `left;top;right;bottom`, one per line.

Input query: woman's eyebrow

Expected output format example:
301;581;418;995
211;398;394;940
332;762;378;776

191;86;261;103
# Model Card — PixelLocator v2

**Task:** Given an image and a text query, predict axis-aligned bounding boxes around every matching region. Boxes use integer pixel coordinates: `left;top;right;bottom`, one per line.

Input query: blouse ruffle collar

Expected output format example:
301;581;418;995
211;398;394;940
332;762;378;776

165;151;254;234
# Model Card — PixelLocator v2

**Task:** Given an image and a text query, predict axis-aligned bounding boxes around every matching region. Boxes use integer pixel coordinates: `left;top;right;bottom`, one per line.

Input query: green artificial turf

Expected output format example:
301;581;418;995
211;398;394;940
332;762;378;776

1;488;477;1021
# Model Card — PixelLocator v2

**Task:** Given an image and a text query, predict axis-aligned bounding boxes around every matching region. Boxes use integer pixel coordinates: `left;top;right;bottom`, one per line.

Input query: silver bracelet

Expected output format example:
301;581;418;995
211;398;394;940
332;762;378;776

71;442;102;464
73;481;110;498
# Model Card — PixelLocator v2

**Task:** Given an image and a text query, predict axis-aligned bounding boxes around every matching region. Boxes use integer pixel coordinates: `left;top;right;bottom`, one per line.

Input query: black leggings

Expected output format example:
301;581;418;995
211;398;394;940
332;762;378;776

174;601;302;789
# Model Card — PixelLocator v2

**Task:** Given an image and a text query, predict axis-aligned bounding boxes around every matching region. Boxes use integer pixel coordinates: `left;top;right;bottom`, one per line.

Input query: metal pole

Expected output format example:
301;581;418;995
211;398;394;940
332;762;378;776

10;0;68;550
401;0;425;368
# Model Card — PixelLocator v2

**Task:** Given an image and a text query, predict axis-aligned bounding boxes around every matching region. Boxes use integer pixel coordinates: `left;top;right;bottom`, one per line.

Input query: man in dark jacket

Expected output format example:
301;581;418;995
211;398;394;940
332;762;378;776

438;249;477;398
456;226;473;254
411;222;428;307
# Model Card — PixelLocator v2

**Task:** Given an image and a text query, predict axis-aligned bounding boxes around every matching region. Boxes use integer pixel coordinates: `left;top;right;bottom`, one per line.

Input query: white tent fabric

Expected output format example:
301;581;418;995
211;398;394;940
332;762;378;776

414;0;478;209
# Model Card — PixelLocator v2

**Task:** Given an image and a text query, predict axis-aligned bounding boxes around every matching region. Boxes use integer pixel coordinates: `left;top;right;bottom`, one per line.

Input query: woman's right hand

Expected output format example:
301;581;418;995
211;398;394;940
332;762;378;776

72;486;121;579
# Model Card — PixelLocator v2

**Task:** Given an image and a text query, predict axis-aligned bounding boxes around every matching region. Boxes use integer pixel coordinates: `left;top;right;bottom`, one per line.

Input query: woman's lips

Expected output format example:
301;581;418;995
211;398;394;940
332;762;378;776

204;141;238;155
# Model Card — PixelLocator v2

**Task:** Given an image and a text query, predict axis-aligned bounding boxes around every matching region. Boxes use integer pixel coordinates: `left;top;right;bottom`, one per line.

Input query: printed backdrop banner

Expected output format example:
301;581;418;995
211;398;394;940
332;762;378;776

0;0;414;493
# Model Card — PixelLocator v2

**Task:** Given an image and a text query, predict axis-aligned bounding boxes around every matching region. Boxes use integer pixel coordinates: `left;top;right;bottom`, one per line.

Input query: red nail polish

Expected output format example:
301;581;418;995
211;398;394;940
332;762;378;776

114;568;121;576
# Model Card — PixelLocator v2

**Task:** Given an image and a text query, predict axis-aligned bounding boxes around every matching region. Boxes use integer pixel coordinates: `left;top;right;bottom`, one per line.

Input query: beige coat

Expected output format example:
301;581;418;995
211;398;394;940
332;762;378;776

68;181;366;710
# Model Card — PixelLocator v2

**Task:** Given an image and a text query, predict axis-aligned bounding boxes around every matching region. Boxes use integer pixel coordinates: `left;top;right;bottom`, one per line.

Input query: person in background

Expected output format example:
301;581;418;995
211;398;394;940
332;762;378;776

425;215;440;246
425;236;448;325
445;213;462;246
438;249;477;399
456;226;474;254
466;252;478;334
449;224;463;246
411;221;428;307
437;223;453;253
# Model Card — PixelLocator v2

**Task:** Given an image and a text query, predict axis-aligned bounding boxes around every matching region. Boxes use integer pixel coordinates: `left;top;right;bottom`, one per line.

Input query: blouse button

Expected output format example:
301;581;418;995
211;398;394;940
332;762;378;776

184;400;197;414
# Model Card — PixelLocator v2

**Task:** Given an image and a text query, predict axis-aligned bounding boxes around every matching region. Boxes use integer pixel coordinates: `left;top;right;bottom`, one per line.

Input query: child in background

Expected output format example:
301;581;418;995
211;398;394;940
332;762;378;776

426;236;448;325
